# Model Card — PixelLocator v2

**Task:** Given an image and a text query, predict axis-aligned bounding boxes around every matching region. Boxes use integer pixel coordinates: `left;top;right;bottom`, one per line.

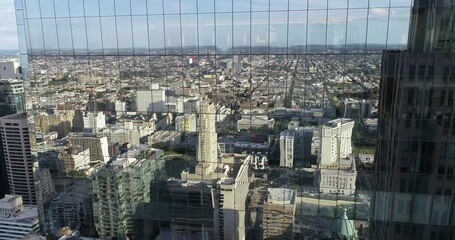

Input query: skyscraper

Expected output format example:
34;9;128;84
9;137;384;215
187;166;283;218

0;113;35;205
0;79;26;199
372;1;455;239
197;101;218;164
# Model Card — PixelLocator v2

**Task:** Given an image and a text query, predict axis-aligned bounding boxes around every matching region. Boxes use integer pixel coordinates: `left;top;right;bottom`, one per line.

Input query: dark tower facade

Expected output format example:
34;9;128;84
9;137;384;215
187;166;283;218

0;79;26;199
372;1;455;239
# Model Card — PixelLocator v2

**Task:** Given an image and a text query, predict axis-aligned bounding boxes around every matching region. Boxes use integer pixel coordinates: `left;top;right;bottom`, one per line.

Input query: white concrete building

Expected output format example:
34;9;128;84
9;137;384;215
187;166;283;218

280;131;295;168
279;127;313;168
115;100;127;115
0;195;39;240
83;112;106;132
175;114;197;132
315;118;357;196
0;113;36;205
236;115;274;131
177;97;200;114
100;126;153;147
0;61;23;80
316;166;357;195
319;118;354;166
212;156;251;240
136;86;166;113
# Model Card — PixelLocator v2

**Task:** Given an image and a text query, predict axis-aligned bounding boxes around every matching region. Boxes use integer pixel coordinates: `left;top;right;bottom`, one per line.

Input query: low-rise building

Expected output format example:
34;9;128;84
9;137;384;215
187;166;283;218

0;195;39;240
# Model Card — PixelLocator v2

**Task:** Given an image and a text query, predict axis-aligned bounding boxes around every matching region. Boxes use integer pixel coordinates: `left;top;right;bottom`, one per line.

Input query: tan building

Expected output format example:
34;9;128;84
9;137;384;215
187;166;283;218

58;147;91;173
263;188;295;240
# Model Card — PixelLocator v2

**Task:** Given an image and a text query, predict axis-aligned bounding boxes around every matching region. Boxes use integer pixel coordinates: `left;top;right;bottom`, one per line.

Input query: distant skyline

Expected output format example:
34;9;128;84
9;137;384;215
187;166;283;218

2;0;413;51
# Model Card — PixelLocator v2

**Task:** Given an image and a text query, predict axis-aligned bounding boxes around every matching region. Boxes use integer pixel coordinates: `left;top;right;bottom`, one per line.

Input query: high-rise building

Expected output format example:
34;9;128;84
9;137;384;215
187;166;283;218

279;127;313;168
197;102;218;164
92;149;166;239
0;113;35;205
0;79;26;199
279;131;295;168
0;79;25;117
212;155;251;240
372;1;455;239
314;118;357;196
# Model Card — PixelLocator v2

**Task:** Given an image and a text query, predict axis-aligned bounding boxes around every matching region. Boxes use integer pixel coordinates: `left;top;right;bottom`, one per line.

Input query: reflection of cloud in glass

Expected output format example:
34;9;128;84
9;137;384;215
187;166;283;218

23;1;411;51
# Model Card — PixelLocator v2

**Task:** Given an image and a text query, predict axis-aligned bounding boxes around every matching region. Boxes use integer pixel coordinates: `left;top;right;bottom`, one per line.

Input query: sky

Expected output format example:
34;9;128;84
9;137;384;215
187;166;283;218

3;0;413;51
0;0;19;50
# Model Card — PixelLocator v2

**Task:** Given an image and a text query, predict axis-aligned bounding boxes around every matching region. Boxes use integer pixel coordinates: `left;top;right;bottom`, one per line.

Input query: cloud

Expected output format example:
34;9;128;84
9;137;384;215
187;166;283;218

0;0;18;50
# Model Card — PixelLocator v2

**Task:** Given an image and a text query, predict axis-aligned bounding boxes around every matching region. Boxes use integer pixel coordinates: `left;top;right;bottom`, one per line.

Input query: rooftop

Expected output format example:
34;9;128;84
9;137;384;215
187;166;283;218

268;188;295;204
324;118;354;128
0;112;27;120
0;206;39;224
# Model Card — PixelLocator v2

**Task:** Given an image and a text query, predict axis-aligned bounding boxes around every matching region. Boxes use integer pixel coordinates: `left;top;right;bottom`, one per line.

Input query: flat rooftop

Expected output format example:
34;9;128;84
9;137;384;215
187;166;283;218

0;206;39;224
324;118;353;127
268;188;295;204
0;194;21;203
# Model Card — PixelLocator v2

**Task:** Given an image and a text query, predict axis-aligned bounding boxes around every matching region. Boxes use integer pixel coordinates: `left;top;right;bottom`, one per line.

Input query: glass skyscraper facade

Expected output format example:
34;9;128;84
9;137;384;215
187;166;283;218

372;1;455;239
9;0;454;239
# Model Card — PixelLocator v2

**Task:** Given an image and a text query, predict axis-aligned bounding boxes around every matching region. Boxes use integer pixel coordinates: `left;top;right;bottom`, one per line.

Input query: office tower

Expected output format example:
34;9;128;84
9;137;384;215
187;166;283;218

262;188;295;240
314;118;357;196
372;1;455;239
319;118;354;166
0;79;26;199
0;195;39;239
0;79;25;117
92;150;165;239
68;133;109;165
0;113;35;205
136;85;166;113
279;130;295;168
0;61;23;80
212;155;251;240
279;127;313;168
197;102;218;164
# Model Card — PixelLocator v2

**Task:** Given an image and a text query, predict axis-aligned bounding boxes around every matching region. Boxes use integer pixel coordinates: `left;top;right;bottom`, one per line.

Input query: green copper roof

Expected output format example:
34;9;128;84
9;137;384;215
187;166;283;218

334;209;358;239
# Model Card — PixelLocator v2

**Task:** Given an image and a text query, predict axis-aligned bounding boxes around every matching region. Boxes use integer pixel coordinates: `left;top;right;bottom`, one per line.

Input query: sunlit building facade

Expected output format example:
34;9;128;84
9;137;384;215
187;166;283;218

13;0;437;239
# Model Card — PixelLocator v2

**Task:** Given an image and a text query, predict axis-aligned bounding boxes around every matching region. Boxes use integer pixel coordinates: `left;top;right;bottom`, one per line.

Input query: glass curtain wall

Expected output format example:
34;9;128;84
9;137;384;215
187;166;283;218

13;0;424;239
